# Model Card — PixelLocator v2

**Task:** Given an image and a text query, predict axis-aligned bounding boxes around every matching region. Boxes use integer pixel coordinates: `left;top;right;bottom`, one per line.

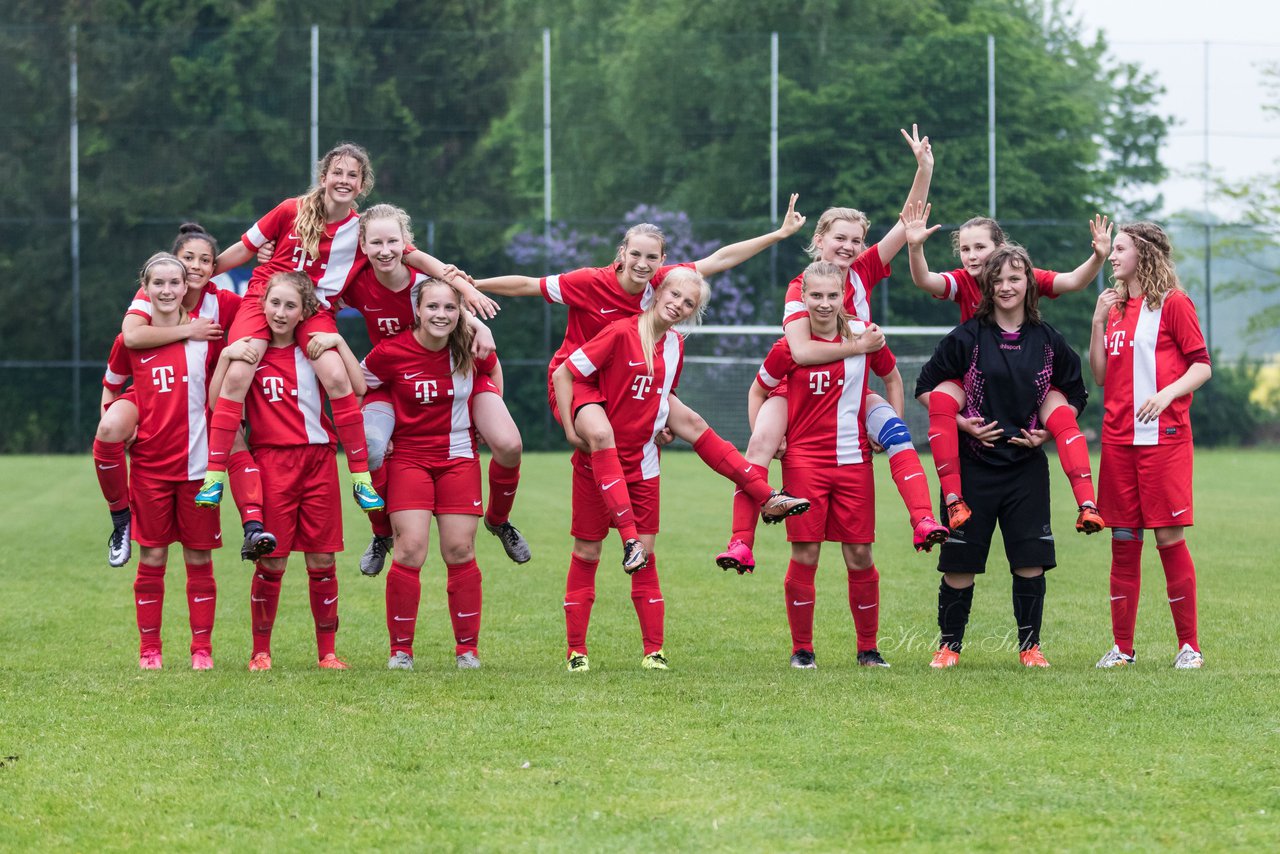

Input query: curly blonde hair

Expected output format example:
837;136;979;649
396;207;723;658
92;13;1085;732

294;142;374;261
1112;221;1179;314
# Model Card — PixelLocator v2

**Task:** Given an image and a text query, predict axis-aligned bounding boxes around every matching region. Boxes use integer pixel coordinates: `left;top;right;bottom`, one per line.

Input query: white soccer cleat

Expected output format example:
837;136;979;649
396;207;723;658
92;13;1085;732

1173;643;1204;670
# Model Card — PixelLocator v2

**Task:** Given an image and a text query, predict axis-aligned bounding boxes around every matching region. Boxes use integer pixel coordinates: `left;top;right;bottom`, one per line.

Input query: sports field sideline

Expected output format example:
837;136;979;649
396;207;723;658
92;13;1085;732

1;450;1276;849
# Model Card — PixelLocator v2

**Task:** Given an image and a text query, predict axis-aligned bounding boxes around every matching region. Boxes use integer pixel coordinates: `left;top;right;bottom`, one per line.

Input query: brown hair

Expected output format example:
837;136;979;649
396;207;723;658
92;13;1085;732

262;271;320;321
613;222;667;270
1113;221;1180;313
974;244;1041;325
139;252;190;324
801;260;855;342
413;278;475;377
294;142;374;261
171;222;219;258
950;217;1007;257
804;206;870;260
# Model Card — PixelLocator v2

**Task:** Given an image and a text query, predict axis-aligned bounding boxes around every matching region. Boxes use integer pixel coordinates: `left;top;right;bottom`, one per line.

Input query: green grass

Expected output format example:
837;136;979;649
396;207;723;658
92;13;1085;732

1;449;1277;851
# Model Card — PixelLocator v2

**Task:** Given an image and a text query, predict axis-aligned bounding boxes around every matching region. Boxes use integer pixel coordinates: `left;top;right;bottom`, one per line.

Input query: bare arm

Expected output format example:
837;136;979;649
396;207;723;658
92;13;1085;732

877;125;934;265
472;275;542;298
122;313;222;348
466;314;496;360
692;194;806;277
785;316;884;366
551;363;582;447
1051;216;1113;295
901;201;948;297
747;381;770;431
215;242;255;275
1088;290;1121;385
404;248;499;319
880;367;906;416
1138;362;1212;424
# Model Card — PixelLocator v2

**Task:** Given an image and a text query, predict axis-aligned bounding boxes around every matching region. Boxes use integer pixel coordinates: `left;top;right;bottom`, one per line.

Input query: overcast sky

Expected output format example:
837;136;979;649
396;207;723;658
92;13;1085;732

1068;0;1280;218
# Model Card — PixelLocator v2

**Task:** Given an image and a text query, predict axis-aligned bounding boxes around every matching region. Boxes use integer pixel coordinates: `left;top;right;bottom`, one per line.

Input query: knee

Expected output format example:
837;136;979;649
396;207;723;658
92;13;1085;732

573;539;603;563
1111;527;1143;542
489;433;523;465
306;554;336;573
844;544;874;570
258;556;287;574
440;541;475;565
791;543;820;566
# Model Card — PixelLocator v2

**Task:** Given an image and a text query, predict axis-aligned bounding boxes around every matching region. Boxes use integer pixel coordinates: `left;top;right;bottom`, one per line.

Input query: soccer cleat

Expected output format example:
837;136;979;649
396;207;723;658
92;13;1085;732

790;649;817;669
240;523;277;561
930;647;960;669
622;538;647;574
485;519;532;564
715;539;756;574
641;649;669;670
248;651;272;672
857;649;891;668
566;651;590;672
107;509;132;567
912;517;949;553
1173;643;1204;670
360;535;394;577
1076;504;1105;534
318;653;349;670
456;651;482;669
194;471;227;508
761;490;810;524
387;650;414;671
1019;645;1051;668
945;498;972;530
350;473;385;513
1095;645;1136;668
138;651;163;670
191;650;213;671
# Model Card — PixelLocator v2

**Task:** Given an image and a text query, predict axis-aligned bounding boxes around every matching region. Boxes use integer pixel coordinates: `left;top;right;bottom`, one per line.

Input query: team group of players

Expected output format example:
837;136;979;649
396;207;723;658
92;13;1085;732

92;130;1211;674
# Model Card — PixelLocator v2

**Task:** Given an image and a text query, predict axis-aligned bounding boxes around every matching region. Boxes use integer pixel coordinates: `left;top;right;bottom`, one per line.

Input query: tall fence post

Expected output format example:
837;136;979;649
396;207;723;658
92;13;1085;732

311;25;319;171
542;27;553;441
69;24;82;444
987;34;996;218
770;32;779;292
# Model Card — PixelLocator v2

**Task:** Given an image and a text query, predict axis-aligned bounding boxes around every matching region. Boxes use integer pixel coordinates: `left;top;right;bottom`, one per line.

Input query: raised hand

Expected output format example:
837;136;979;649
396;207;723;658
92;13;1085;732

1090;214;1113;259
900;200;941;247
1093;287;1122;323
900;123;933;172
776;193;807;238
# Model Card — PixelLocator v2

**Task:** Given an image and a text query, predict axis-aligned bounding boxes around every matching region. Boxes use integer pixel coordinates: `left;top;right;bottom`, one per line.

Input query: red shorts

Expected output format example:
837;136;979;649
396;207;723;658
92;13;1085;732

256;444;344;554
363;385;393;409
781;462;875;543
386;455;482;515
228;298;339;344
767;377;789;400
131;471;222;550
570;454;660;540
103;388;138;416
1099;442;1194;528
545;371;604;424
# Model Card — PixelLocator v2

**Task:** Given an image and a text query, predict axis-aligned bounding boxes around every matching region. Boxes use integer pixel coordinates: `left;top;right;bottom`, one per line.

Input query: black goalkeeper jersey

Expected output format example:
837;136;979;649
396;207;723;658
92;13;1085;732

915;317;1087;467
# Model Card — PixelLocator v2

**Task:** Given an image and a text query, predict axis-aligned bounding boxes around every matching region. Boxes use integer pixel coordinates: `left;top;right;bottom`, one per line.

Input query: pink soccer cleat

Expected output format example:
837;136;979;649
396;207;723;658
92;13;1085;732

715;539;756;574
139;651;163;671
913;517;950;553
191;650;213;671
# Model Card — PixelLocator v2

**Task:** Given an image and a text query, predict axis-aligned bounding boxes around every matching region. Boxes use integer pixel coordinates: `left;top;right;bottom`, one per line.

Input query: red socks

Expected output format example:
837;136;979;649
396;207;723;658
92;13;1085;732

250;564;284;656
1045;407;1096;507
307;566;339;659
386;561;422;655
590;448;639;542
564;554;599;655
693;431;773;504
330;393;370;474
185;561;216;655
887;450;933;527
784;559;818;653
93;439;129;512
206;399;243;473
134;563;165;654
927;393;963;501
1109;538;1143;656
485;461;521;527
847;566;880;652
1159;539;1199;652
227;450;264;525
368;465;392;538
446;559;483;655
629;553;664;655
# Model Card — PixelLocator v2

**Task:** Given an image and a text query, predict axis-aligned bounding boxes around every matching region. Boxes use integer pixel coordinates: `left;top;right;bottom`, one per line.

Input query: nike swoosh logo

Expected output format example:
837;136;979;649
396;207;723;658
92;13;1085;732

140;355;158;364
365;307;382;312
324;596;338;605
791;600;814;607
97;464;119;470
193;596;214;603
251;596;266;602
137;599;157;605
1168;596;1186;603
904;473;922;481
458;636;475;644
628;360;645;367
243;467;258;473
563;601;579;607
600;308;618;314
1109;595;1125;601
214;533;221;540
456;611;479;618
938;464;950;471
615;510;627;517
473;500;482;506
857;604;877;610
647;598;663;604
1065;435;1082;445
141;627;157;633
1171;508;1189;517
396;636;411;643
743;466;753;474
927;433;942;441
502;491;516;496
393;616;414;621
602;479;620;490
403;372;423;380
194;629;209;634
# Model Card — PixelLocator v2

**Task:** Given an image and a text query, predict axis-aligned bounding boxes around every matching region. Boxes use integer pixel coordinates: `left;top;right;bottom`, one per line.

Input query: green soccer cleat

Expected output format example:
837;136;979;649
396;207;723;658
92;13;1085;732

194;471;228;508
641;649;669;671
351;473;385;513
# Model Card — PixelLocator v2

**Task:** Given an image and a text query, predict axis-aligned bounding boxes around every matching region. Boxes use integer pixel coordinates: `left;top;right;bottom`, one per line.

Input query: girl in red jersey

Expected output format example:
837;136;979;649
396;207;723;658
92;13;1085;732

1089;223;1212;670
214;271;364;672
551;268;808;672
119;253;222;671
902;201;1111;534
98;224;276;568
360;279;499;671
319;204;529;576
718;126;938;573
750;262;947;669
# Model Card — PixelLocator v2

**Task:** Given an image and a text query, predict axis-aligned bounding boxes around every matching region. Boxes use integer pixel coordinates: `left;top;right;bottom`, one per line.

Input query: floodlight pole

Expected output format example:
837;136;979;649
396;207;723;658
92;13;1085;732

70;25;82;443
543;28;554;438
311;25;319;170
987;34;996;218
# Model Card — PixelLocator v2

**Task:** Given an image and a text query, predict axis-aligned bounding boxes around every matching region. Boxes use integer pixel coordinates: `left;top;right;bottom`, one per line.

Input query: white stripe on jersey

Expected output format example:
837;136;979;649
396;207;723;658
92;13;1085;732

639;283;656;311
783;300;805;324
757;364;783;388
293;348;330;445
129;297;152;318
847;270;870;321
104;367;129;386
544;274;564;304
198;290;220;323
569;348;598;377
1131;300;1163;446
835;351;870;465
447;353;476;460
940;272;959;302
245;222;267;248
185;340;210;480
639;332;680;480
314;217;362;307
360;360;383;390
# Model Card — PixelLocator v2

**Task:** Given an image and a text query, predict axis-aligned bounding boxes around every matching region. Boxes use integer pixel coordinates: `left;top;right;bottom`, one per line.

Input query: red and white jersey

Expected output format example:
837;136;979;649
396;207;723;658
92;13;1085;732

755;324;896;467
783;245;890;327
936;267;1059;323
337;266;422;343
542;263;695;380
124;283;243;362
103;334;131;393
566;317;684;481
239;197;365;306
244;343;336;449
361;331;498;464
1100;289;1210;446
126;339;212;481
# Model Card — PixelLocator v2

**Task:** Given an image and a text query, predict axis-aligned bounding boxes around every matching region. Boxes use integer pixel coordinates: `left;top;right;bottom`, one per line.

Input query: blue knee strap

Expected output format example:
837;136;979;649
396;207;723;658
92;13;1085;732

866;404;912;453
1112;528;1143;542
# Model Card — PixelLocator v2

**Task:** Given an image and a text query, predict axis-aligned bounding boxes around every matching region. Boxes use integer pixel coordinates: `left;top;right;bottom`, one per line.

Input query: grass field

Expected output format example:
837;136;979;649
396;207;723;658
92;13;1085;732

1;450;1277;851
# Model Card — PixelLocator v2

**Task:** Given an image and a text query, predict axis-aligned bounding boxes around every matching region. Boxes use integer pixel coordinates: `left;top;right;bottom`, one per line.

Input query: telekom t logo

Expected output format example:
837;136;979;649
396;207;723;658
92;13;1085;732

808;370;832;395
631;375;654;400
151;365;176;393
261;375;287;403
415;380;438;404
1107;330;1127;356
376;317;401;336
